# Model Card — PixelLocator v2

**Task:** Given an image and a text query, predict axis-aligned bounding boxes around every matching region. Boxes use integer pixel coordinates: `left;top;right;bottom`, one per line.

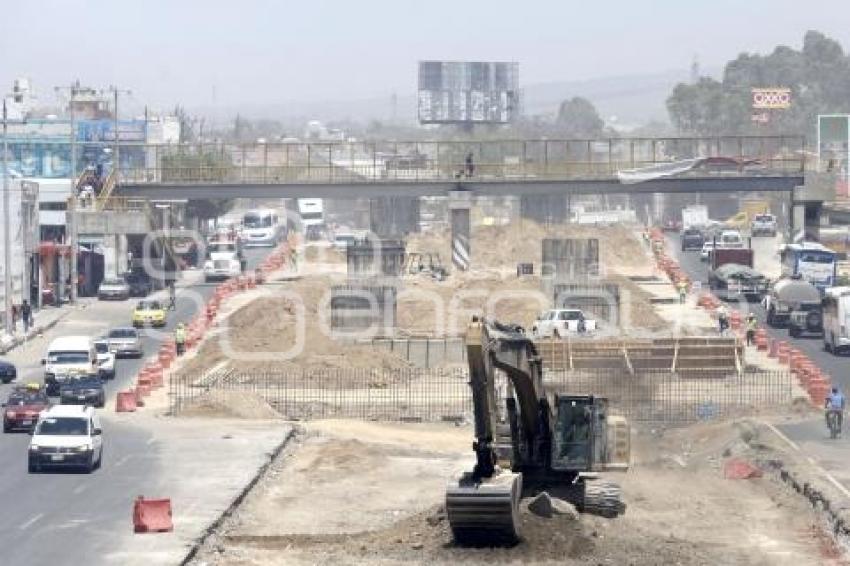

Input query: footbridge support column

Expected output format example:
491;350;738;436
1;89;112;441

448;190;471;271
369;196;420;238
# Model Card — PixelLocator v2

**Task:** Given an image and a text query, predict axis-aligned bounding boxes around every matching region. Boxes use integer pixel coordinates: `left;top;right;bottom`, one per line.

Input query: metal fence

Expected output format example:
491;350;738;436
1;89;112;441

170;367;795;425
362;337;466;368
112;135;806;185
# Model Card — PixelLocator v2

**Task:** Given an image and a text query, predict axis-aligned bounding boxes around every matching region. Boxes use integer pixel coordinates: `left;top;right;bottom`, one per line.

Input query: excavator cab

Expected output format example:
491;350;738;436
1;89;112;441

551;396;597;471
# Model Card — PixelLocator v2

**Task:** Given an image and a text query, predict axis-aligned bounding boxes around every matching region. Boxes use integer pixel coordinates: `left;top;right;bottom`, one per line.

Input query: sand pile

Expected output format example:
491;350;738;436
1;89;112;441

406;220;650;276
179;391;281;419
179;276;412;376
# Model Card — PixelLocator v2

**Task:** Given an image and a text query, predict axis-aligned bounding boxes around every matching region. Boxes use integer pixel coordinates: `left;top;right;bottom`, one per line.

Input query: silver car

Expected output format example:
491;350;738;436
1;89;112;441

107;327;143;359
98;277;130;301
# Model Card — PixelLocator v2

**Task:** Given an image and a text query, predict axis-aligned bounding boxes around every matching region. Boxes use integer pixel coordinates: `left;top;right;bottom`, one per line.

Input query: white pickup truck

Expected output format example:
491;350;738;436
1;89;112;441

750;213;777;237
531;309;597;338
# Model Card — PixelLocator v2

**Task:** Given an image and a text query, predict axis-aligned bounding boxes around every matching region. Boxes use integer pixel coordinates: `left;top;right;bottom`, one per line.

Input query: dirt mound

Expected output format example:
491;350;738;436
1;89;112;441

179;391;281;419
406;220;650;275
179;277;412;376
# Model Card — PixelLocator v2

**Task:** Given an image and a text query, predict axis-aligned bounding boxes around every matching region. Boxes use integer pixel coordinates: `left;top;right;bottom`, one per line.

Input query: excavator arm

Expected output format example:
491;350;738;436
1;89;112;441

447;318;551;543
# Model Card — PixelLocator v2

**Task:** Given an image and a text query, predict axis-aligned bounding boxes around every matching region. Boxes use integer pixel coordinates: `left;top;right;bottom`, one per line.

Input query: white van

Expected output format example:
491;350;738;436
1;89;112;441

823;286;850;355
42;336;97;396
29;405;103;473
242;209;283;247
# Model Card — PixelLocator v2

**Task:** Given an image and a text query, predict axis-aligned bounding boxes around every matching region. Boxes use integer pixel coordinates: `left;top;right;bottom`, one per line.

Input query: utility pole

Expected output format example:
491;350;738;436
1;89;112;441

105;86;131;182
56;82;79;303
2;98;12;335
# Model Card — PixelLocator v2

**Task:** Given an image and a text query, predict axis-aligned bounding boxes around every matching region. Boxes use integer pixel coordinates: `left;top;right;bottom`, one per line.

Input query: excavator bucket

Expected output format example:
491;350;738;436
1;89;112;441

446;470;523;544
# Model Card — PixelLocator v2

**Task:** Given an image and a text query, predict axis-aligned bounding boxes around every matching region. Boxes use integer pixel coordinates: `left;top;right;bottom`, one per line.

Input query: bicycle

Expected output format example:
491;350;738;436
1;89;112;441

827;409;843;439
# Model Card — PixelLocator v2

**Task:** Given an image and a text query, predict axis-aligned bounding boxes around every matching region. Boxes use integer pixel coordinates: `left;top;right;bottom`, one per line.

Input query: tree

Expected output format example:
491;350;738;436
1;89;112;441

555;97;605;137
666;30;850;137
666;77;725;134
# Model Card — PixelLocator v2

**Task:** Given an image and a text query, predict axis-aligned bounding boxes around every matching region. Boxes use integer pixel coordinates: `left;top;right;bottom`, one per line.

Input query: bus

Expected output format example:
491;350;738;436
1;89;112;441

241;208;283;247
780;242;837;292
822;286;850;355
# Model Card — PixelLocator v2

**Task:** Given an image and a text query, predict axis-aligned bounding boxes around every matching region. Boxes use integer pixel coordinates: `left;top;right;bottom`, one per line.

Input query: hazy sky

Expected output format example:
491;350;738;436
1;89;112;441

3;0;850;111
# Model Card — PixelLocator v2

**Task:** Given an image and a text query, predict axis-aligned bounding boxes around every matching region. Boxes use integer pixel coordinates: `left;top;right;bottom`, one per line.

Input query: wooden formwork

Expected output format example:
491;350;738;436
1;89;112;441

535;336;743;376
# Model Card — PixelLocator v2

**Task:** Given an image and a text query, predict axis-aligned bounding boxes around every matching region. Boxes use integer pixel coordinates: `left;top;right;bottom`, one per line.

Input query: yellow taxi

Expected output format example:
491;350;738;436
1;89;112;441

132;300;167;328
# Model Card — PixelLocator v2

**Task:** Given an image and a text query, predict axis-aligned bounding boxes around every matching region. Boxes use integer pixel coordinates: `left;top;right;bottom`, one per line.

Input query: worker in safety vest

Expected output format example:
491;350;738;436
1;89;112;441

676;280;688;304
745;312;758;346
175;323;187;355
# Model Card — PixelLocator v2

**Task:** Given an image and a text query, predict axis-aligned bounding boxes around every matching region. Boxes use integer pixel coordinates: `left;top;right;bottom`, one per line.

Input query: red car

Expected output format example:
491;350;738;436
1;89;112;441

3;386;49;433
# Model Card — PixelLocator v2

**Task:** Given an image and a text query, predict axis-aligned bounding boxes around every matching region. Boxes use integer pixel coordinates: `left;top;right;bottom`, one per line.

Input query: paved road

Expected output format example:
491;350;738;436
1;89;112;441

668;233;849;389
670;232;850;498
0;248;270;566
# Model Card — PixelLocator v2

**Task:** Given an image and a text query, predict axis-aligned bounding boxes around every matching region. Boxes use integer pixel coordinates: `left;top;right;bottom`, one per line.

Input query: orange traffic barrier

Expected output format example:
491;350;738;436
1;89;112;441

730;311;742;330
767;338;778;358
137;376;152;389
158;351;173;369
134;388;146;407
136;383;151;398
133;496;173;533
148;364;164;388
777;342;790;363
116;391;137;412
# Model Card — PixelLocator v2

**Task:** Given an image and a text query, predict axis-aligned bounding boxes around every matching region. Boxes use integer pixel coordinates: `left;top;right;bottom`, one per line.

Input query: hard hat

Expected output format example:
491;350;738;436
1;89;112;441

26;382;40;391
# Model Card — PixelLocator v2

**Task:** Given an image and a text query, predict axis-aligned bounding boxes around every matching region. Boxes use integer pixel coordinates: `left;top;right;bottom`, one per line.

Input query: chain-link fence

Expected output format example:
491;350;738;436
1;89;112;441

170;367;795;425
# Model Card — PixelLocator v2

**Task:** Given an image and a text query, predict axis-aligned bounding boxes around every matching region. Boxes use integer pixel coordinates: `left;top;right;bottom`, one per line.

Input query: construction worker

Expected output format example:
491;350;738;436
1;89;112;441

717;305;729;336
676;280;688;304
745;312;758;346
174;323;187;356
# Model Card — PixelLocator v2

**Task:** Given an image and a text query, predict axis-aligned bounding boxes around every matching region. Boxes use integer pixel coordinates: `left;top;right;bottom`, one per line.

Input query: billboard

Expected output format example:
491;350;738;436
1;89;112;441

751;88;791;109
418;61;519;124
76;119;146;143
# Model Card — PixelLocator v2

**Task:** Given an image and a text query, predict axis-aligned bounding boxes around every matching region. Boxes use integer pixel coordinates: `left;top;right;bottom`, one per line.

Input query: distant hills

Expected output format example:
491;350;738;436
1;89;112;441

191;66;719;132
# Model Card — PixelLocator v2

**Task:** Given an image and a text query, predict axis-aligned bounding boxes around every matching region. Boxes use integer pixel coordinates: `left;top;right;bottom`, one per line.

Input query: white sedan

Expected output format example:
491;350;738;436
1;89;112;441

531;309;596;338
700;242;715;262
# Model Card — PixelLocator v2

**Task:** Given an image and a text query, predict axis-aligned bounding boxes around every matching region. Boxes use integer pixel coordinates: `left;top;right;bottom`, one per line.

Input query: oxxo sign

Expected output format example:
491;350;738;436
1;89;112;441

752;88;791;109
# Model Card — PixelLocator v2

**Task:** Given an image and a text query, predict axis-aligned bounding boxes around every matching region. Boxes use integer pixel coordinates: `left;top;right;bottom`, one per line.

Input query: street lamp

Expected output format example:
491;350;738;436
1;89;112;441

2;97;11;335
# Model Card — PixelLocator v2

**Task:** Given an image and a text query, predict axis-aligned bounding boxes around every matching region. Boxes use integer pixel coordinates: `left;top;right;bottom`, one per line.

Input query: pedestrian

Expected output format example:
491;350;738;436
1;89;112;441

10;304;17;333
717;305;729;336
465;152;474;177
745;312;758;346
21;300;32;334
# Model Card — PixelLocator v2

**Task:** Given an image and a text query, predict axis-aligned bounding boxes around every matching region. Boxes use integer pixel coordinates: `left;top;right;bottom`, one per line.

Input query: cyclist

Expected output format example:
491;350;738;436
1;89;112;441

825;386;846;436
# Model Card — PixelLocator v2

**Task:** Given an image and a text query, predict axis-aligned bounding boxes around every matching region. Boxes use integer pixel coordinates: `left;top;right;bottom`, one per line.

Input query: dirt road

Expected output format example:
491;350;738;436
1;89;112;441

190;419;842;566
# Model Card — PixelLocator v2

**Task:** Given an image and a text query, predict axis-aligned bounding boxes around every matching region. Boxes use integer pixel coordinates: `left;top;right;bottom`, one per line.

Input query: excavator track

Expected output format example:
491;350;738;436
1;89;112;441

446;471;522;544
579;480;625;518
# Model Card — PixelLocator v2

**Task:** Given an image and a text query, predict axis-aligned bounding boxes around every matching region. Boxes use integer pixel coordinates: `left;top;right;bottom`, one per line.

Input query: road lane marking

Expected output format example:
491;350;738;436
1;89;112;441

115;455;131;467
763;422;800;451
19;513;43;530
761;420;850;500
73;484;87;495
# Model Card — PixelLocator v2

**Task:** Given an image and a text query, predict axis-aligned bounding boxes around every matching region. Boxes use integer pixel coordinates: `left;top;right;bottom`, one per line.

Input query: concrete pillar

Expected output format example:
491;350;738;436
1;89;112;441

369;196;420;237
792;200;823;241
520;195;567;224
448;190;472;271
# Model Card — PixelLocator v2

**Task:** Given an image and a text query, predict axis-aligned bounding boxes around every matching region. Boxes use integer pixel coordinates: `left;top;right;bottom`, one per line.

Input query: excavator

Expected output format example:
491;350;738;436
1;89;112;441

446;318;630;543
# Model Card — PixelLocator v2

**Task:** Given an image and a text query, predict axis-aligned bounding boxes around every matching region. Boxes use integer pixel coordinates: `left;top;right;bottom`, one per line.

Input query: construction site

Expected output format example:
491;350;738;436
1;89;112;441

120;211;844;566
